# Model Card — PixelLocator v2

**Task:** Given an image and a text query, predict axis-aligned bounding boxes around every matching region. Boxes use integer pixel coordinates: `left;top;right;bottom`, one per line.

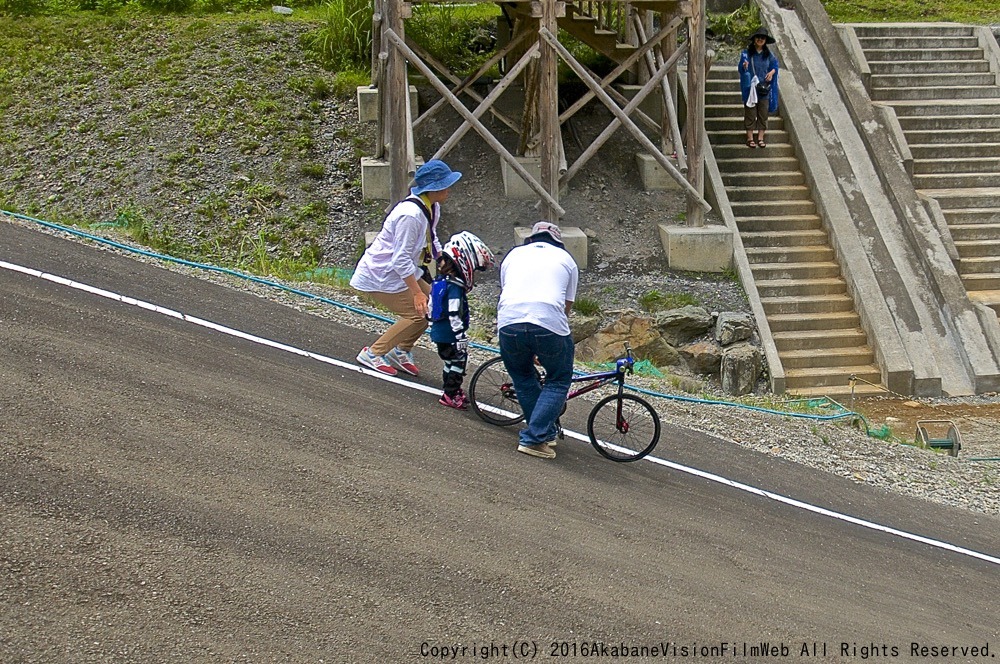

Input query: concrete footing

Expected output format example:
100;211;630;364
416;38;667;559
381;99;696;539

658;224;733;272
514;226;589;269
360;156;425;200
500;157;567;200
635;153;682;191
356;85;419;123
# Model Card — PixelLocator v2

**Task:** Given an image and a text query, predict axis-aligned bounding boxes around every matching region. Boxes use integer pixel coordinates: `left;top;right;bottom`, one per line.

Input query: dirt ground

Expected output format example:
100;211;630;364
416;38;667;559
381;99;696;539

851;397;1000;459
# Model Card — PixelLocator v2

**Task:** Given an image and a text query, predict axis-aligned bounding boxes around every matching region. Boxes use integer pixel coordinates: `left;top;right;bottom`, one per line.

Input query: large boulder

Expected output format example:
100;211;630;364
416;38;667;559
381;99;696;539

653;306;713;345
569;314;601;343
720;342;761;395
575;314;677;366
679;340;722;374
715;311;754;346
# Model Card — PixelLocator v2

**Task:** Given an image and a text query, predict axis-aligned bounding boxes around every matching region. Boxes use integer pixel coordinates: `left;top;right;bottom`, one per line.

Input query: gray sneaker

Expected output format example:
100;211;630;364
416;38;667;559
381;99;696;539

517;442;556;459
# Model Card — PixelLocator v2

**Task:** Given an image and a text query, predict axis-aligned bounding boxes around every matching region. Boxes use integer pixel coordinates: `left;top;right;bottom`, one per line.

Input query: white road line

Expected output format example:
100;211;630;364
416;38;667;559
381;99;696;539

4;259;998;568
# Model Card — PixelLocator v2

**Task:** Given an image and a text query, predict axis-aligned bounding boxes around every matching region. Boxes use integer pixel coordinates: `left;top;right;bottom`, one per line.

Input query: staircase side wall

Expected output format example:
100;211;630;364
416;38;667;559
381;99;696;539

771;0;1000;395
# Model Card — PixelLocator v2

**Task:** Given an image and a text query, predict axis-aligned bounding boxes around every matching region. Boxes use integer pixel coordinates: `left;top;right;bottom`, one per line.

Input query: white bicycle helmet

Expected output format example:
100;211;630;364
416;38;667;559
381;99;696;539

441;231;495;289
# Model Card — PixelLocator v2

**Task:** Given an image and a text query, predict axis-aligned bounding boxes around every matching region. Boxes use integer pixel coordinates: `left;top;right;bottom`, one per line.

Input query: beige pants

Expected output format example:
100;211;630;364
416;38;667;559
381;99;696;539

366;279;431;356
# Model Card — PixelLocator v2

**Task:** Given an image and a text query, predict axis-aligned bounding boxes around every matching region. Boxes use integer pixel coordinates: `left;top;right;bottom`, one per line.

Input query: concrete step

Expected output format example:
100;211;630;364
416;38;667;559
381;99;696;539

868;60;992;75
714;143;796;159
950;223;1000;241
889;100;1000;117
921;188;1000;209
954;238;1000;257
731;199;818;217
780;346;874;369
727;185;811;202
788;383;886;398
768;311;861;332
750;261;843;280
961;273;1000;290
909;143;1000;159
705;116;785;132
948;215;1000;233
741;228;828;247
856;35;979;50
735;214;822;232
721;170;806;187
756;277;847;297
967;289;1000;314
761;293;855;314
706;103;744;118
864;48;985;63
905;128;1000;144
913;157;1000;175
716;156;801;172
871;72;997;88
913;173;1000;189
872;86;1000;101
898;114;1000;130
784;365;882;389
707;129;790;145
773;328;869;351
853;24;975;38
959;255;1000;274
745;244;835;263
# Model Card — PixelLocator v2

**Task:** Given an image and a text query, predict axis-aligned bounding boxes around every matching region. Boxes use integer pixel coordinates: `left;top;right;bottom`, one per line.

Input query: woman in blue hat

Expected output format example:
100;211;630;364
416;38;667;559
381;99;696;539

350;159;462;377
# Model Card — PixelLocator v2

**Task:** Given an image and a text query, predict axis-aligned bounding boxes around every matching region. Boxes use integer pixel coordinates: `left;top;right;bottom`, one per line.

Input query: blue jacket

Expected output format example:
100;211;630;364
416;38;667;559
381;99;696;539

739;49;779;114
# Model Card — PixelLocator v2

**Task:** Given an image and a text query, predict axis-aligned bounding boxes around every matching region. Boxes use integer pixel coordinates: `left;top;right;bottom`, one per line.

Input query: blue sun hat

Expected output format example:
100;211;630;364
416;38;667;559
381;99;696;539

410;159;463;196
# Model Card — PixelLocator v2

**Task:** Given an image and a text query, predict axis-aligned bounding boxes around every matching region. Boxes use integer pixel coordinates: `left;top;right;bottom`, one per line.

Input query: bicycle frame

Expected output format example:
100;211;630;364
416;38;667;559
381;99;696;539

566;367;627;401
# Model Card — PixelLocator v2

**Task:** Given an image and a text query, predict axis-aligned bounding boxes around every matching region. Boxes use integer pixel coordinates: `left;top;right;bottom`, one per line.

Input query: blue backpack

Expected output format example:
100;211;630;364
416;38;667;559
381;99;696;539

429;276;449;322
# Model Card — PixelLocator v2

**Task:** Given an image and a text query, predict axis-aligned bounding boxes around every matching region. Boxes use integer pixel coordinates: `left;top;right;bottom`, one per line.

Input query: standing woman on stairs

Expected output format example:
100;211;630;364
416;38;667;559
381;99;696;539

739;27;780;148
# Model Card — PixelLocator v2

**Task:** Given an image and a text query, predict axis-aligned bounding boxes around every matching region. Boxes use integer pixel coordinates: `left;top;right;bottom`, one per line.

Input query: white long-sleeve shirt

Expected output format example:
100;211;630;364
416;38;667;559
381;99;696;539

350;199;432;293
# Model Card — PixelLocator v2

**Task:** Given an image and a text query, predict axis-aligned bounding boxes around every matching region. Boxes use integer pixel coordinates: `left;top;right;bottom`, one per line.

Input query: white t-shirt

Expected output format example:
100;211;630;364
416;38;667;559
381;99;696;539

350;199;433;294
497;241;579;336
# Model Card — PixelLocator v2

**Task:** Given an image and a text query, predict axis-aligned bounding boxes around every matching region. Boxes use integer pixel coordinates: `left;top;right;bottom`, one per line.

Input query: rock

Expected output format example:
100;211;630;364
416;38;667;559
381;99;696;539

679;340;722;374
715;311;754;346
720;342;761;396
575;313;677;366
653;305;713;345
272;5;293;14
569;314;601;343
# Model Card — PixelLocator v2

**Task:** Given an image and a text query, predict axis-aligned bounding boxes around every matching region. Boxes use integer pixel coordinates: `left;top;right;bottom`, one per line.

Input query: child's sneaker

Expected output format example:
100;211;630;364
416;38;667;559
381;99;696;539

386;347;419;376
356;347;397;376
439;391;469;410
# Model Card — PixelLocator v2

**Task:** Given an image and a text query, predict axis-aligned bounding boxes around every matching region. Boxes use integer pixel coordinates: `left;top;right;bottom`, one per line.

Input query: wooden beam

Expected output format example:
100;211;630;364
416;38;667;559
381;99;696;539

384;29;566;216
432;44;540;161
384;0;408;203
632;12;687;171
539;0;560;221
558;15;683;124
540;27;710;210
561;41;682;186
409;33;526;133
685;0;706;225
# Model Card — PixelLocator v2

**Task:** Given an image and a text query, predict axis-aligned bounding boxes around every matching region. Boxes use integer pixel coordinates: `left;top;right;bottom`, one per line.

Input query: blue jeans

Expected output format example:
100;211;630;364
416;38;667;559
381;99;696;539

498;323;575;446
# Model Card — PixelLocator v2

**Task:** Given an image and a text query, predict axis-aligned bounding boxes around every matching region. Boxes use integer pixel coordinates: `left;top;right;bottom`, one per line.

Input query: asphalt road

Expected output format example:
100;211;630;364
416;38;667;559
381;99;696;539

2;220;998;663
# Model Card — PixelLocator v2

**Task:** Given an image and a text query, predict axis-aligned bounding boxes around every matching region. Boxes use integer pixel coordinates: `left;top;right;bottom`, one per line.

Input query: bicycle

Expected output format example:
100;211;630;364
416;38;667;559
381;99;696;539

468;344;661;462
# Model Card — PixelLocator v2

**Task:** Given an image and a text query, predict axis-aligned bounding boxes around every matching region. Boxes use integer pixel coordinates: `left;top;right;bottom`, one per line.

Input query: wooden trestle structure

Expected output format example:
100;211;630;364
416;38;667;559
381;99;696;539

371;0;712;224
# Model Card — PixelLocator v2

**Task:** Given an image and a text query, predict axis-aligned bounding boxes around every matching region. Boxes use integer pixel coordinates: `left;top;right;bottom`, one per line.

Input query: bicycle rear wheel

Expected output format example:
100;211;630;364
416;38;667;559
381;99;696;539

469;356;525;426
587;393;660;462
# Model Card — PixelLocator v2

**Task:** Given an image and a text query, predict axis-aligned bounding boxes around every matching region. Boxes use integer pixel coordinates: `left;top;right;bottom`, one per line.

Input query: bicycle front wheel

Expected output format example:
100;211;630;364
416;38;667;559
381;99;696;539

587;393;661;462
469;356;525;426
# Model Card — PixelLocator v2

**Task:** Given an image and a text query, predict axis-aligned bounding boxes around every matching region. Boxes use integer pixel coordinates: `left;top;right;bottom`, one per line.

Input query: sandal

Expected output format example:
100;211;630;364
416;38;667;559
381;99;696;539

757;138;767;148
746;138;757;148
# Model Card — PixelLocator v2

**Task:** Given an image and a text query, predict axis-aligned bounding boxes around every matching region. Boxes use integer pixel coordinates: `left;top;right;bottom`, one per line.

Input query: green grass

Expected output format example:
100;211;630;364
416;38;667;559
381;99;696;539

820;0;1000;24
638;290;699;312
573;296;601;316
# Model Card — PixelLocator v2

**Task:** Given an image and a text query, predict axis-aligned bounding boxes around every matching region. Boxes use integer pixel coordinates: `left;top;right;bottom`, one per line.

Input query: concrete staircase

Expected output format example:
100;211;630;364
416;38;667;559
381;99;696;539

855;24;1000;315
705;66;882;396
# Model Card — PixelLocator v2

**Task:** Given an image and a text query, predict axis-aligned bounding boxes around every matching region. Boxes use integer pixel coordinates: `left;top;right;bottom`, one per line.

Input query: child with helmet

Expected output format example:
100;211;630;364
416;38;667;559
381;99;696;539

429;231;495;409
